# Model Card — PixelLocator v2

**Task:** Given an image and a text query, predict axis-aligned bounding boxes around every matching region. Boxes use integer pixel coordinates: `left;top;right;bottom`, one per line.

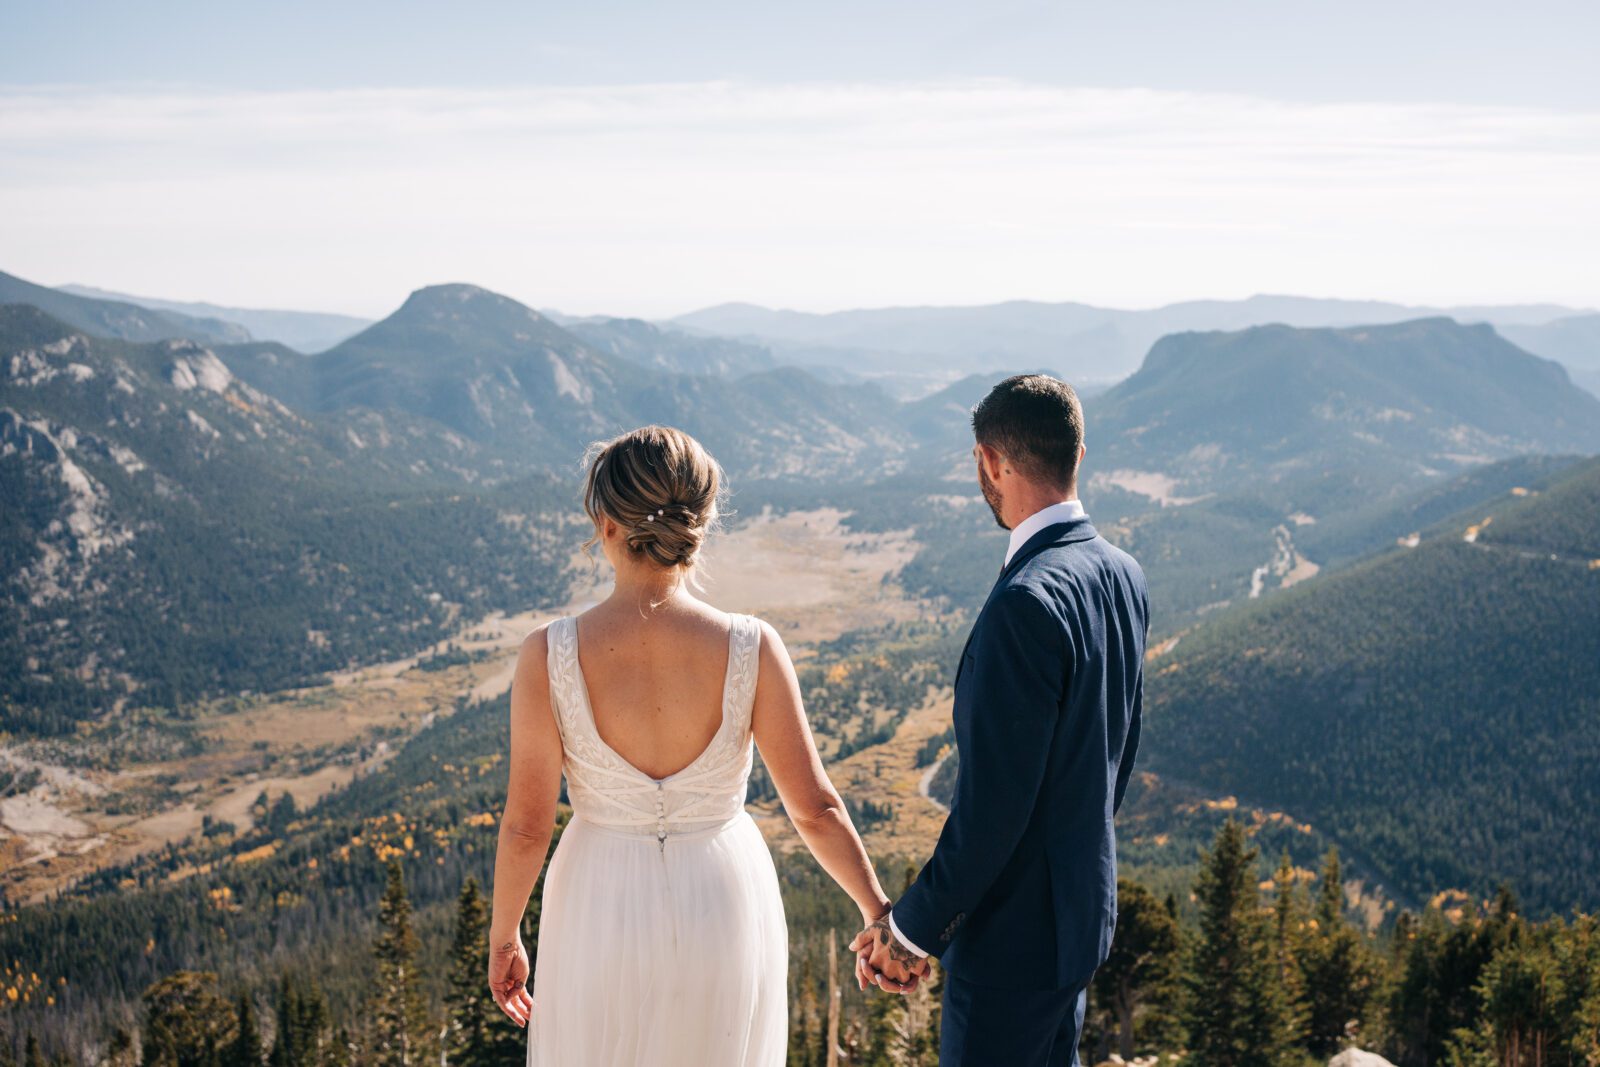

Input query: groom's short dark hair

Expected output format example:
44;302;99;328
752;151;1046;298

971;374;1084;488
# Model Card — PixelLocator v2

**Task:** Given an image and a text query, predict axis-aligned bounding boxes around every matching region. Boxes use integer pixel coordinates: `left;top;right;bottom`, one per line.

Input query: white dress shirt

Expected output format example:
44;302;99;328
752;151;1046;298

1004;498;1087;569
888;497;1087;960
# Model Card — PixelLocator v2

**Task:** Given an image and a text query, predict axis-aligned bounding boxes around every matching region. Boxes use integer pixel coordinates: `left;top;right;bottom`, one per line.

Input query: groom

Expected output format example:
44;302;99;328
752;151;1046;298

852;373;1149;1066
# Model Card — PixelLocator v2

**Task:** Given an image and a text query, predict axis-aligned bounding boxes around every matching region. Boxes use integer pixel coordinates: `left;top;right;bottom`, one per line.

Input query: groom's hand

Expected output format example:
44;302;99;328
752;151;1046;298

849;915;929;994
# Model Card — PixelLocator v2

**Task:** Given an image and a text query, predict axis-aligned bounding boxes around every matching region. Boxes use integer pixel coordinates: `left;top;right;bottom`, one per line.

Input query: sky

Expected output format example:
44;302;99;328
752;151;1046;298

1;1;1597;319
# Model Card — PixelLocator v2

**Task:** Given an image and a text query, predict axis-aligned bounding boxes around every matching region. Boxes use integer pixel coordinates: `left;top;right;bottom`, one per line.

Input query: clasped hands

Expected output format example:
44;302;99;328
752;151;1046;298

849;909;931;995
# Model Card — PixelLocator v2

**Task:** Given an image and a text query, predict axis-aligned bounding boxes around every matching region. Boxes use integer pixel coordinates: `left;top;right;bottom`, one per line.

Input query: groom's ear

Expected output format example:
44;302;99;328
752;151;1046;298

974;441;1006;480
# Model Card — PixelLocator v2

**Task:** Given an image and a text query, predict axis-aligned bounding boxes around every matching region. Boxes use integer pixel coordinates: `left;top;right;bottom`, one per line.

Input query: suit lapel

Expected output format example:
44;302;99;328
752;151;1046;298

952;517;1098;687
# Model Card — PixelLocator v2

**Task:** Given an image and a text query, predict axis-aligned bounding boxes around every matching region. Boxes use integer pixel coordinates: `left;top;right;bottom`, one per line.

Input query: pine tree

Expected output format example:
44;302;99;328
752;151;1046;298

1092;878;1183;1060
267;973;332;1067
444;876;491;1066
443;876;521;1066
1551;915;1600;1067
1470;931;1566;1067
789;957;823;1067
368;860;429;1066
1300;848;1377;1055
141;971;239;1067
326;1026;355;1067
1183;819;1296;1067
1386;892;1518;1067
221;992;265;1067
1270;851;1311;1047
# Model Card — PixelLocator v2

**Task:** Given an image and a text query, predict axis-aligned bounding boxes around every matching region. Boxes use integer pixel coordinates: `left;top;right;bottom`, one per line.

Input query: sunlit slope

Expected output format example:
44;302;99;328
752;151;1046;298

1143;458;1600;913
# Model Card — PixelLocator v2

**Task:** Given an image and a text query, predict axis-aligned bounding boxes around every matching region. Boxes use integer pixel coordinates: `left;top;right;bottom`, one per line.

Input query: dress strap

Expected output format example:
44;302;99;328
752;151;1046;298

544;616;583;745
723;614;762;738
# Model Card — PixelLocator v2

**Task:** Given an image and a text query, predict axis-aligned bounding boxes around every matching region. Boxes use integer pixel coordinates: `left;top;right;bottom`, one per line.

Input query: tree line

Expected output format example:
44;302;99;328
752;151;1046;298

8;818;1598;1066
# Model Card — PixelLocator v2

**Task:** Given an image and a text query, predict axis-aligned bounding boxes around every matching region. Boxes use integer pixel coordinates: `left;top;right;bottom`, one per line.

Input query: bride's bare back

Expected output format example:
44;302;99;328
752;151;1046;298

573;600;735;782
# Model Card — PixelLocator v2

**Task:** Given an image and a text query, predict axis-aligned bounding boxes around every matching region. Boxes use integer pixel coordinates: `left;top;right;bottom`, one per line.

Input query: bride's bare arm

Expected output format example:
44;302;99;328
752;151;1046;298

750;619;894;924
490;626;565;946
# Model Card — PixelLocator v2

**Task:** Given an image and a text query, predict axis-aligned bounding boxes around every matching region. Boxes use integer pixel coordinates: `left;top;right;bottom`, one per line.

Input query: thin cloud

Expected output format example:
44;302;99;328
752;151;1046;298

0;80;1595;316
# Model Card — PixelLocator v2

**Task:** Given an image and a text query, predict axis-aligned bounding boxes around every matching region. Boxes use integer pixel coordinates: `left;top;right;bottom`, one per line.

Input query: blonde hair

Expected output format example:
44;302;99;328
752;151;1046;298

581;425;725;569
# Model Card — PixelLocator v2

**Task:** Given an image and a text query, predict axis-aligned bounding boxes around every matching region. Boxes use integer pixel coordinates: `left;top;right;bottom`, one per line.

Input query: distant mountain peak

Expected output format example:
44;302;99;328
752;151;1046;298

397;283;547;321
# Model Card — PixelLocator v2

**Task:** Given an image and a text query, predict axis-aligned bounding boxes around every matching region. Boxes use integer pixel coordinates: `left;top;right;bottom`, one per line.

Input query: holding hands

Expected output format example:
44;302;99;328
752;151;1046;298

850;909;931;995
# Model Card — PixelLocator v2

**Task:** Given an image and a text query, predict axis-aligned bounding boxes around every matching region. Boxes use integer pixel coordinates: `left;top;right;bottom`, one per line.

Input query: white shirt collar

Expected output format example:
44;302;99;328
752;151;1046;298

1004;500;1087;568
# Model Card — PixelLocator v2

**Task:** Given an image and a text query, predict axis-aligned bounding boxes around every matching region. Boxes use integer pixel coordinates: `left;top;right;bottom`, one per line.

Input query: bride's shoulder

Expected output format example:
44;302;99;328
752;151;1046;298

738;613;791;665
516;618;559;666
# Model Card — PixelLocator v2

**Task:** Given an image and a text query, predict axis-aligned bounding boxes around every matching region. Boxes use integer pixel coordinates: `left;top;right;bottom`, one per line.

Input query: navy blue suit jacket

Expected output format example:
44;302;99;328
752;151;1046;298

893;516;1148;992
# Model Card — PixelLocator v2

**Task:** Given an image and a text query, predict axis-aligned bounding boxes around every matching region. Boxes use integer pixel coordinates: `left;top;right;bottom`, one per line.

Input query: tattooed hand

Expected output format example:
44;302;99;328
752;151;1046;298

488;933;535;1026
848;913;929;995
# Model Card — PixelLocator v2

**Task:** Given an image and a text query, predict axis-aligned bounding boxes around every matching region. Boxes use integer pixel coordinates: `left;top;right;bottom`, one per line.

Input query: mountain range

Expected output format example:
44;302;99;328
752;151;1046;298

0;279;907;725
59;283;372;353
675;293;1600;392
881;318;1600;629
235;283;900;481
8;271;1600;727
1087;318;1600;506
1;270;250;347
0;303;573;734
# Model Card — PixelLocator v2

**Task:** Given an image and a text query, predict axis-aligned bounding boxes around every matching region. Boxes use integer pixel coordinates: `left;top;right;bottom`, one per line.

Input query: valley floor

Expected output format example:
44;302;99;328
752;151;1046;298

0;507;923;905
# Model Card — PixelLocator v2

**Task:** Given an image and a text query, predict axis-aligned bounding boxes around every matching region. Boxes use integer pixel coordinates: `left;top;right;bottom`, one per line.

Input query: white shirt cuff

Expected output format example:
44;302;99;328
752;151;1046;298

888;910;930;958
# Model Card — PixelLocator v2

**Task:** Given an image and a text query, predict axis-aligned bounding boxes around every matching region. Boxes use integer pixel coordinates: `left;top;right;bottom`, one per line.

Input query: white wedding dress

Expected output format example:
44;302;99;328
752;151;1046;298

527;612;789;1067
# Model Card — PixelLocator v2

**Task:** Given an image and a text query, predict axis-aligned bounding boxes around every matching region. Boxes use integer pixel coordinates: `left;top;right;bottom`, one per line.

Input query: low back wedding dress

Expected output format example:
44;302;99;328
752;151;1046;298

526;612;789;1066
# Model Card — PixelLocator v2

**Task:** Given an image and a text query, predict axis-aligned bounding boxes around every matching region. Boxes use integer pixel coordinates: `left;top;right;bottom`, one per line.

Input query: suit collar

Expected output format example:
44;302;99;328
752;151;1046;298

997;515;1098;584
952;515;1098;688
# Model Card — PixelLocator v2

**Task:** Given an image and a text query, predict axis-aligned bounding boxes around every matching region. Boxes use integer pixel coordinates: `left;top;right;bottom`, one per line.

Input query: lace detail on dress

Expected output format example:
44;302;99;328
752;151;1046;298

545;613;763;838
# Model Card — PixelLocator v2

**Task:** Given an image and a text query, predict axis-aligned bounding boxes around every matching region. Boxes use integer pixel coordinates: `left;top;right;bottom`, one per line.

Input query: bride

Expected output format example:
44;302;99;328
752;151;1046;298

486;424;899;1066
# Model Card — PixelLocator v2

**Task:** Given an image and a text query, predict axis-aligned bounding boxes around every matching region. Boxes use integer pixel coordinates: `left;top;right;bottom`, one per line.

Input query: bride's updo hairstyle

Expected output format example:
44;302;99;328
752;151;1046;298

581;425;725;570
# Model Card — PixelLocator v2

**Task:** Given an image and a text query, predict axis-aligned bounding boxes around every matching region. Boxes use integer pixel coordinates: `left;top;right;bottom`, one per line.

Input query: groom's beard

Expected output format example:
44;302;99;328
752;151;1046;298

978;465;1009;529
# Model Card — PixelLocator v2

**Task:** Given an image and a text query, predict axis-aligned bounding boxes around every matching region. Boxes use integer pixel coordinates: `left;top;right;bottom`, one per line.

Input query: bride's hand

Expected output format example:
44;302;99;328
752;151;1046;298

488;933;535;1026
849;912;928;995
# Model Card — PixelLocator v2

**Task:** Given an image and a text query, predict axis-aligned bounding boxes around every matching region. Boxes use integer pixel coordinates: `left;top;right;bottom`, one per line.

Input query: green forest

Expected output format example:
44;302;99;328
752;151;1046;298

1143;460;1600;914
5;655;1599;1066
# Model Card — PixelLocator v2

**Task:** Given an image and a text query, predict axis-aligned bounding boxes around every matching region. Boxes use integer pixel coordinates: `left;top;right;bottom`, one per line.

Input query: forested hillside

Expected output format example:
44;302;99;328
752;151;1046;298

1142;458;1600;914
253;284;903;481
1;306;573;734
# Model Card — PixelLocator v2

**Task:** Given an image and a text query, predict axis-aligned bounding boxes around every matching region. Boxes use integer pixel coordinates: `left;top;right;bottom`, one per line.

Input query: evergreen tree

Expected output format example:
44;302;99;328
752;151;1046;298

1301;848;1377;1055
790;957;823;1067
326;1026;355;1067
267;973;333;1067
368;860;429;1066
1183;819;1296;1067
1553;915;1600;1067
1459;931;1566;1067
222;992;265;1067
141;971;238;1067
1384;888;1522;1067
442;876;523;1066
1269;851;1311;1047
1091;879;1183;1060
444;876;491;1066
